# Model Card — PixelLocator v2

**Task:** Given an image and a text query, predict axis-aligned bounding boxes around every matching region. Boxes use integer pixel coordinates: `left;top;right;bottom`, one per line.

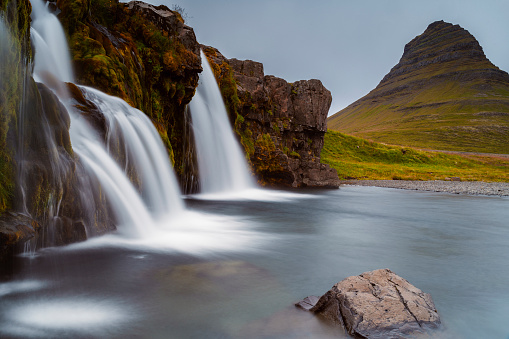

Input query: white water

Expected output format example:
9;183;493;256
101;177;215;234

29;0;183;237
29;0;73;83
81;86;184;218
189;50;254;194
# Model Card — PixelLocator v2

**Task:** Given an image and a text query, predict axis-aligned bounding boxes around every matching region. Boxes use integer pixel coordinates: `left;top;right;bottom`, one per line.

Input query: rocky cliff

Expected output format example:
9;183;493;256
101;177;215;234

0;1;115;269
54;0;338;189
54;0;202;190
203;46;340;188
0;0;339;265
328;20;509;154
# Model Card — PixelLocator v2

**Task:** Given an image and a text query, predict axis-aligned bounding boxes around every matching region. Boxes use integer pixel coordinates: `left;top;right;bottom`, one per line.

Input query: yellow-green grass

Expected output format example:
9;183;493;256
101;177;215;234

321;130;509;182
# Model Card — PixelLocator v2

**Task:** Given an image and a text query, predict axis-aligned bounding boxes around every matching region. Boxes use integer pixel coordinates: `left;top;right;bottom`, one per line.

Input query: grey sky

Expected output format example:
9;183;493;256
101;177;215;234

137;0;509;115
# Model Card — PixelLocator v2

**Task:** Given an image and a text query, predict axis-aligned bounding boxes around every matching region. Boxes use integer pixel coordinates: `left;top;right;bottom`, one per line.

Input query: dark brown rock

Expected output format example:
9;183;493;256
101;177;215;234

0;212;39;261
297;269;441;338
67;82;107;140
9;81;115;258
203;46;340;188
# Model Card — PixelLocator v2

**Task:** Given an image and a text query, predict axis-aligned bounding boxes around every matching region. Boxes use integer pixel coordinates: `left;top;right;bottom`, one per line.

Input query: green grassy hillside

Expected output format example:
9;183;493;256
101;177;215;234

321;130;509;182
327;21;509;154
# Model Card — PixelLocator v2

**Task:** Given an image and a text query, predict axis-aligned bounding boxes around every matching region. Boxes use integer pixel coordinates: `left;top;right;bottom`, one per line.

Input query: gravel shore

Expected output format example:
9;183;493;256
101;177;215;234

341;180;509;196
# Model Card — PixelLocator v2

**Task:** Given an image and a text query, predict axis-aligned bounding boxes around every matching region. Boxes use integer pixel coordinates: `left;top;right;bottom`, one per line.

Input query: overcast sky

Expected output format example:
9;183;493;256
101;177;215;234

137;0;509;116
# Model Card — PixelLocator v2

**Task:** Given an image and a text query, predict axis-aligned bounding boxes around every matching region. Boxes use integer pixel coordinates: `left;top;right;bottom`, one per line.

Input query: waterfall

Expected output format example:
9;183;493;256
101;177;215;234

189;50;254;194
78;86;184;217
0;14;31;214
28;0;183;237
29;0;73;83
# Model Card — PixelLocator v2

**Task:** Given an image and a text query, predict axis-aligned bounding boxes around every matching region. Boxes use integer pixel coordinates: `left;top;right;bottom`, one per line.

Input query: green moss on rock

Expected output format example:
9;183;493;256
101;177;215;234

55;0;201;191
0;0;32;213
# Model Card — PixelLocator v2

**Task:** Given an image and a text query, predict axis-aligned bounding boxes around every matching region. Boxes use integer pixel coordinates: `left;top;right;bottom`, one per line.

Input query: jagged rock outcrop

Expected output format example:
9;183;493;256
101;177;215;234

296;269;441;338
328;20;509;154
203;46;340;188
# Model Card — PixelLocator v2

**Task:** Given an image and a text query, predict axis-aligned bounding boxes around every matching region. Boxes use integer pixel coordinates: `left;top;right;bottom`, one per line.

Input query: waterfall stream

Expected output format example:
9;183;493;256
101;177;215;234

189;50;255;194
29;0;183;237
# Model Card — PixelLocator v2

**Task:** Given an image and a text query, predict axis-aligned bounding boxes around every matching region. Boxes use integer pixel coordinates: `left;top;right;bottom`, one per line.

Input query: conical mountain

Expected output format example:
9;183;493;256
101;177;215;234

328;20;509;154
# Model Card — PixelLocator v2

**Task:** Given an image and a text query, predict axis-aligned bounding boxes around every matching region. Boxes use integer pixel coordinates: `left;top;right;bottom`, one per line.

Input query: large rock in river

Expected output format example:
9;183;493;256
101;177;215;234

296;269;441;338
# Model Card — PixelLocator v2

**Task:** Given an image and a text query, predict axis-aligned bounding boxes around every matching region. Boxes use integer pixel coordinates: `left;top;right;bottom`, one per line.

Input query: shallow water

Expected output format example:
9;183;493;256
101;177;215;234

1;186;508;338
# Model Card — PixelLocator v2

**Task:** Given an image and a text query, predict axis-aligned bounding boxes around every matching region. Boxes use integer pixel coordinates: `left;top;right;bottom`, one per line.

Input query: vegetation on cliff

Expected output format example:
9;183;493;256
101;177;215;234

322;130;509;182
328;21;509;154
0;0;32;213
202;46;339;188
56;0;201;188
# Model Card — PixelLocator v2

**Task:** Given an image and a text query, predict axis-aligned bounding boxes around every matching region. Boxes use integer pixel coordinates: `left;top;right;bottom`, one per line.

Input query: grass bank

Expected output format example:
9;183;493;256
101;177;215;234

321;130;509;182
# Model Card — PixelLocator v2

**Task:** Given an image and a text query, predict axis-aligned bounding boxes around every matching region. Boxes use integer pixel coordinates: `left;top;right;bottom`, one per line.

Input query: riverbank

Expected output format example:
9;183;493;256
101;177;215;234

341;180;509;196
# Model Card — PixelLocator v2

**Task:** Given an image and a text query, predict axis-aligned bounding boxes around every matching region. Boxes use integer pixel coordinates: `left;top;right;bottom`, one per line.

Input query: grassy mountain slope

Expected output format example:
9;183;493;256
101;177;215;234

327;21;509;154
322;130;509;182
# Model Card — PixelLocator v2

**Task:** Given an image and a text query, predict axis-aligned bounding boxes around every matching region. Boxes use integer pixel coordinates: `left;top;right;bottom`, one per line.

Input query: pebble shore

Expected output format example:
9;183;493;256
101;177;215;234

341;180;509;196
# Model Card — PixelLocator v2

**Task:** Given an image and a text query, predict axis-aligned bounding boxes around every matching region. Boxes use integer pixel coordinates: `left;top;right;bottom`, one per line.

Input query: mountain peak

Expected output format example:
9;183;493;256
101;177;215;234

327;20;509;154
380;20;491;87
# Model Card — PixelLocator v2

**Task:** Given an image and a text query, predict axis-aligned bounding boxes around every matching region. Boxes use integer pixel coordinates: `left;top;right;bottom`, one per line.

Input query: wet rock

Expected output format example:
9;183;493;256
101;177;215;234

295;295;320;311
0;212;39;263
14;81;114;254
297;269;441;338
67;82;107;140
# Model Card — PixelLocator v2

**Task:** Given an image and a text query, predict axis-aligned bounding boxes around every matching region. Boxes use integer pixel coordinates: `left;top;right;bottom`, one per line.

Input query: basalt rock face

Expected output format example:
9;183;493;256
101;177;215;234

55;0;201;192
0;78;115;264
328;20;509;154
203;46;340;188
17;81;114;248
0;0;115;261
0;0;32;214
297;269;441;338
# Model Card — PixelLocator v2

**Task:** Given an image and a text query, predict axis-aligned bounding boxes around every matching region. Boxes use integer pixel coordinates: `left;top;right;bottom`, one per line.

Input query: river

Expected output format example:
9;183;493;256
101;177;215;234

1;186;508;338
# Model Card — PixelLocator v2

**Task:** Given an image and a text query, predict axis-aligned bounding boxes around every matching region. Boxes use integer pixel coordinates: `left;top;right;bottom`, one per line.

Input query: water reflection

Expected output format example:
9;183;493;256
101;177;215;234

0;187;508;338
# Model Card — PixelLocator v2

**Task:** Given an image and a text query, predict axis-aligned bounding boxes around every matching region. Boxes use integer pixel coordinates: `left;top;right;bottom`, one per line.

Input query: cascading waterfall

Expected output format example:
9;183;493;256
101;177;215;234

29;0;183;237
78;86;184;218
189;50;255;194
29;0;73;83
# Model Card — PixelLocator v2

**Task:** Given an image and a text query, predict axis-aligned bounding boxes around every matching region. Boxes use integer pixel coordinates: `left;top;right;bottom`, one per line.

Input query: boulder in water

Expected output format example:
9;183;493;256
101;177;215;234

296;269;441;338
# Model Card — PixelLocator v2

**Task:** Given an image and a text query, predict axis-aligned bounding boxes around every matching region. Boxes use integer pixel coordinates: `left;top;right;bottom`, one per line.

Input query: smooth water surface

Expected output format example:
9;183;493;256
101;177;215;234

1;186;508;338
